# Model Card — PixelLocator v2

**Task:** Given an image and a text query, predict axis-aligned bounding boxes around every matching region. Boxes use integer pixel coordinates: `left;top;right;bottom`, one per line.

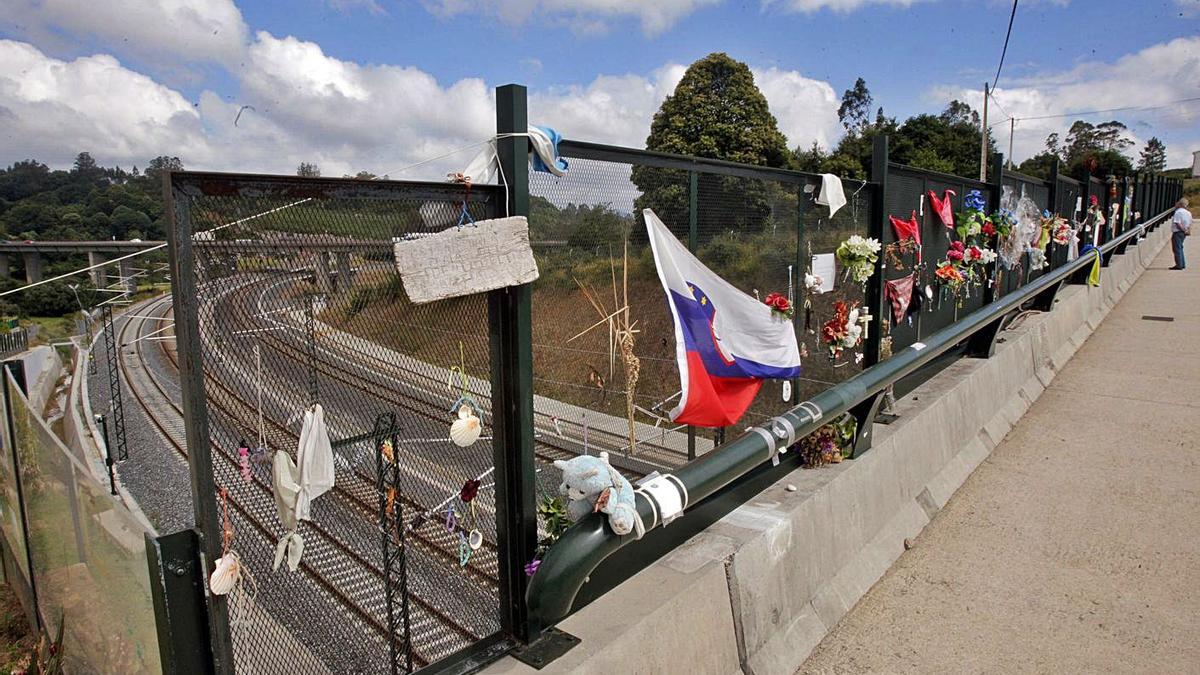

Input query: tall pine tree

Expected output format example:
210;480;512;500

631;53;789;242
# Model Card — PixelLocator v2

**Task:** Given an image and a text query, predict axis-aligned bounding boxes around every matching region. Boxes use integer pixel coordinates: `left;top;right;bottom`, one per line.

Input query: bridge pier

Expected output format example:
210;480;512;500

314;252;334;294
22;253;42;284
88;251;108;287
118;258;137;294
335;252;353;292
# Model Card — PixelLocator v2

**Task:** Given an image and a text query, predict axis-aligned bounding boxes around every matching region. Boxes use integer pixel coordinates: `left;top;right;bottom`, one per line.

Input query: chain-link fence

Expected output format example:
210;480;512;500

528;147;873;482
168;175;511;673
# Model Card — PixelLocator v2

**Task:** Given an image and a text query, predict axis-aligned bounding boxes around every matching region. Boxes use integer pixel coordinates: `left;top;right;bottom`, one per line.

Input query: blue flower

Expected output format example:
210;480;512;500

964;189;986;211
1043;209;1052;219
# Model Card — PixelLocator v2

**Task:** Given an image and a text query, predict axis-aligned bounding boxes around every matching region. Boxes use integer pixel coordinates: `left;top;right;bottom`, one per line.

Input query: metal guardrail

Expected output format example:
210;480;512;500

525;206;1174;630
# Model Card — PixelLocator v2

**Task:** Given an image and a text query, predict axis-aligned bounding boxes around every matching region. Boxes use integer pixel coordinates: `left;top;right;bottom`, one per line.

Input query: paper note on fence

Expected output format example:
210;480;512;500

811;253;836;293
393;216;539;304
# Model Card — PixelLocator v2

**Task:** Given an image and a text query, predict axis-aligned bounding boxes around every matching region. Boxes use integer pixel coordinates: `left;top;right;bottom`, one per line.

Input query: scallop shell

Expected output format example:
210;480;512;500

457;405;474;420
450;415;481;447
468;529;484;550
209;553;241;596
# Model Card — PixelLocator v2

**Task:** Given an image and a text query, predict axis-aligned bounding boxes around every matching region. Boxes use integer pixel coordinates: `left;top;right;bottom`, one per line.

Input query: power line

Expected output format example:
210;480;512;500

1007;96;1200;123
985;95;1200;129
992;0;1019;91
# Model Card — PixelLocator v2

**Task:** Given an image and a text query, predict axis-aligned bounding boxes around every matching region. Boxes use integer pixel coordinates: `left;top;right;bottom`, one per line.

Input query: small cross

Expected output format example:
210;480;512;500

858;308;873;340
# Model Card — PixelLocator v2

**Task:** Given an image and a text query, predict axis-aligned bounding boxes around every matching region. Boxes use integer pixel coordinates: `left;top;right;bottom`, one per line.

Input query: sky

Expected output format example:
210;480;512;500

0;0;1197;180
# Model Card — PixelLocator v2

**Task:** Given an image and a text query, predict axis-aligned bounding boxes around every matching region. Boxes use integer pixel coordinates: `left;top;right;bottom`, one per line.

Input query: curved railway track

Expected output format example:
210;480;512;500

221;273;684;473
116;295;483;667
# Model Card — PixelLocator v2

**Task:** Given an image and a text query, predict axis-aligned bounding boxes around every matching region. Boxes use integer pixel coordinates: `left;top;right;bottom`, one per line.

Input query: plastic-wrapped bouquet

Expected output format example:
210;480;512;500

835;235;882;285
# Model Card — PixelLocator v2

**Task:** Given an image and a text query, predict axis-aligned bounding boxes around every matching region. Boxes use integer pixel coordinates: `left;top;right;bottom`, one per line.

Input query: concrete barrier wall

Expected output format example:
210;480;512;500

486;224;1169;675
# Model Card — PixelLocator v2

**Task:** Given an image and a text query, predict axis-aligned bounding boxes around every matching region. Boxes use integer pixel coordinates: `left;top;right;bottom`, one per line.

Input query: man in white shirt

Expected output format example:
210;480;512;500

1170;198;1192;270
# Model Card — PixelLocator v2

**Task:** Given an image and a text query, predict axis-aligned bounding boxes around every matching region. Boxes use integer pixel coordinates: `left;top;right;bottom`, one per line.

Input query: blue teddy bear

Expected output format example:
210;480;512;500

554;452;642;537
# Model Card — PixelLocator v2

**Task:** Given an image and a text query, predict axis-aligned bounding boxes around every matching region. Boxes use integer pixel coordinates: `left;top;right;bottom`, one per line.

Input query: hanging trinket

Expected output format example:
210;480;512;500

447;341;484;447
450;404;482;447
210;488;257;624
237;439;251;483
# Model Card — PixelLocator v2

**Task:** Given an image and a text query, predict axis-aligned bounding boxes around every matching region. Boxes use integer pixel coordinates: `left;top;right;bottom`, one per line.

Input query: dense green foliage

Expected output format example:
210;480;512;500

1035;120;1138;181
793;81;996;180
632;53;790;241
0;153;173;242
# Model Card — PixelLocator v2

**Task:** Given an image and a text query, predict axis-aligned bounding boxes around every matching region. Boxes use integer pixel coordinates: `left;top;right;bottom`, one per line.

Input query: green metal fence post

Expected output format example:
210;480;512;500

491;84;540;644
687;170;698;461
146;529;214;674
865;134;888;367
164;173;236;674
794;177;810;397
987;152;1005;300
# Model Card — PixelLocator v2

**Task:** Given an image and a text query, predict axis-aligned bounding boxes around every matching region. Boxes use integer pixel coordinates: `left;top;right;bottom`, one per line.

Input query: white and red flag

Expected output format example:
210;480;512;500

644;209;802;427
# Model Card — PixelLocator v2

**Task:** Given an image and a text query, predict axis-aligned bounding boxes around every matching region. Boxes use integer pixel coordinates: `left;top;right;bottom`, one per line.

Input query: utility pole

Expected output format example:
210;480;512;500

980;82;989;181
1008;117;1015;170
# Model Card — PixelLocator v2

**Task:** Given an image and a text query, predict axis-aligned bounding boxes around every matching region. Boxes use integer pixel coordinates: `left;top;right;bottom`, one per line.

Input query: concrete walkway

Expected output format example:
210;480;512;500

800;235;1200;674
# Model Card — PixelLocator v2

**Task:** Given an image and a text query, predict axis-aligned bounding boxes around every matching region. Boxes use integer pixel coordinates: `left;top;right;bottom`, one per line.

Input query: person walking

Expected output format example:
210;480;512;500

1170;198;1192;270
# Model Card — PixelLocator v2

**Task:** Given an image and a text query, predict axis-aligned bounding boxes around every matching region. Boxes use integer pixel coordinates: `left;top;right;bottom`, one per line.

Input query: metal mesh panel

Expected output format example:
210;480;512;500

7;370;161;672
169;175;505;673
529;155;872;477
882;166;992;353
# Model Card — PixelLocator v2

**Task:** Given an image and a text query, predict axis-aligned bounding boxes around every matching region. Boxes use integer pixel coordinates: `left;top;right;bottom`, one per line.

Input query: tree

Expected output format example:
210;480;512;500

72;152;99;176
939;100;980;127
889;100;990;178
1093;121;1133;154
1044;133;1063;160
838;78;873;132
1067;149;1132;182
631;53;789;240
1016;152;1059;179
1138;137;1167;172
297;162;321;177
144;156;184;183
792;141;827;173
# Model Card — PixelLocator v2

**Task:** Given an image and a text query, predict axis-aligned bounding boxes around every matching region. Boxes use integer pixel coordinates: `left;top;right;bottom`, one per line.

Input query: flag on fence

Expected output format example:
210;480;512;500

644;209;802;427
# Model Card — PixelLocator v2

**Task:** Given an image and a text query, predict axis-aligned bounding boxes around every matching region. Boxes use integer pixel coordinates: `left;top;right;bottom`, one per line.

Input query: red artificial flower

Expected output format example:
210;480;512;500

947;249;964;262
764;292;792;314
949;240;965;252
982;222;996;237
1089;195;1099;207
935;263;964;283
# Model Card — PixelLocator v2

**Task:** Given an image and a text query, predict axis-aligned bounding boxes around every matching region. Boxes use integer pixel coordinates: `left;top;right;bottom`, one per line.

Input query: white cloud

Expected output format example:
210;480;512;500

0;40;205;167
762;0;926;12
0;30;844;180
753;67;842;151
3;0;249;66
929;36;1200;166
423;0;721;35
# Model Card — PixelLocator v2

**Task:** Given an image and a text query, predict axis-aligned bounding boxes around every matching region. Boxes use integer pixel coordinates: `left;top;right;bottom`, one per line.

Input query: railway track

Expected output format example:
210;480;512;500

116;296;483;667
225;273;682;473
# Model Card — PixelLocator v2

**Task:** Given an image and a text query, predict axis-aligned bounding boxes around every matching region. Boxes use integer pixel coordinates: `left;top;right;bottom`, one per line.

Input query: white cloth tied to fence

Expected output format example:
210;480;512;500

460;125;567;183
816;173;846;217
271;404;335;570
